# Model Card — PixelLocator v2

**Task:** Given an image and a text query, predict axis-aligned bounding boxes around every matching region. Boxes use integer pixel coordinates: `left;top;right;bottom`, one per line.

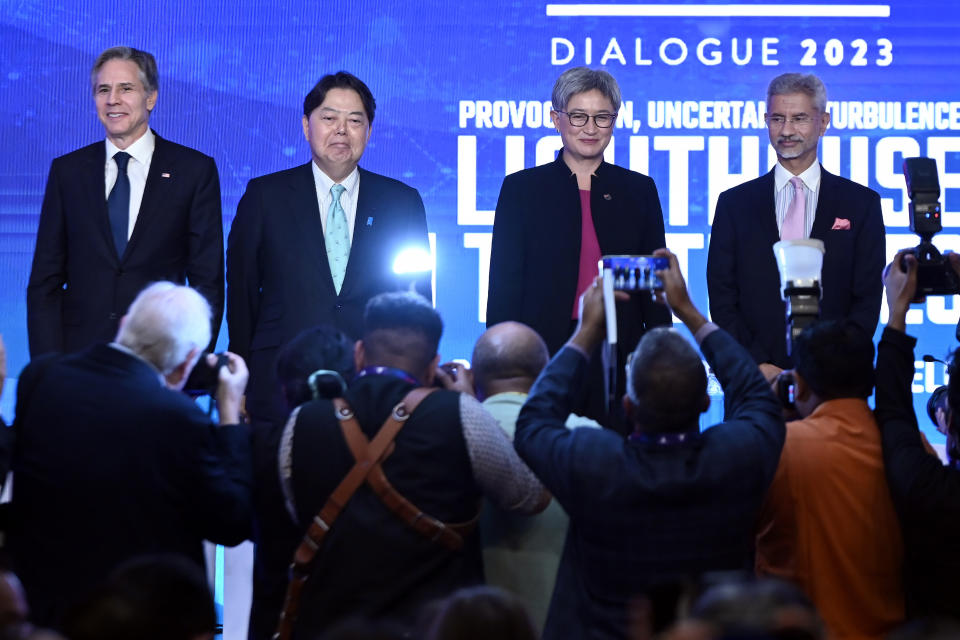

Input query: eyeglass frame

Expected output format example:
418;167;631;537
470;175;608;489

555;110;618;128
764;113;821;128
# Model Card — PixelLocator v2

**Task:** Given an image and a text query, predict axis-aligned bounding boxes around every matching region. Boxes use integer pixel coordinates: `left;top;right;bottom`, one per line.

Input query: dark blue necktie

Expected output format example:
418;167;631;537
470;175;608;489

107;151;131;256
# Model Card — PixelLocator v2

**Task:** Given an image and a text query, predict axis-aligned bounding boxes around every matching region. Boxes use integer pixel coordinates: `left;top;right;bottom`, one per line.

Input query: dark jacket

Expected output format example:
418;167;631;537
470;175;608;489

8;344;252;627
874;326;960;617
514;330;784;640
226;164;431;423
487;151;671;356
707;166;885;369
27;135;224;356
279;374;483;636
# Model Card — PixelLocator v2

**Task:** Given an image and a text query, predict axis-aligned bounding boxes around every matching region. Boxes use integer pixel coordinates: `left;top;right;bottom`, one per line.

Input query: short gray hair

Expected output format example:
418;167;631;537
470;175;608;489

116;282;211;375
91;46;159;95
767;73;827;113
626;328;707;433
551;67;621;112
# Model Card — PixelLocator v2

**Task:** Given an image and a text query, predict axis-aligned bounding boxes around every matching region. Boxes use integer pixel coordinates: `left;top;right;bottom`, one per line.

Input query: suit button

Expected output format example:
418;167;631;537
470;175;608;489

116;269;123;276
336;304;343;310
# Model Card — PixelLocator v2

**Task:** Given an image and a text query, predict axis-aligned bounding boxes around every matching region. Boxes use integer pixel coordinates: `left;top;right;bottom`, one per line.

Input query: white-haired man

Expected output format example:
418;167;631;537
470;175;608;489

6;282;252;629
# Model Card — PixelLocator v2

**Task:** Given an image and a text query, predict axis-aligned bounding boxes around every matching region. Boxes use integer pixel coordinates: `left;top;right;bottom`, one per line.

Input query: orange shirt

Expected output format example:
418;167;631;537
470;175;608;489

756;398;904;639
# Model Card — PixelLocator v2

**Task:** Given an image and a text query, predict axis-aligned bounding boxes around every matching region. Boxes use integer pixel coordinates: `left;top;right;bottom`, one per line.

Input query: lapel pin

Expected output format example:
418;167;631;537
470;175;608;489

603;193;612;200
366;217;374;226
161;172;171;178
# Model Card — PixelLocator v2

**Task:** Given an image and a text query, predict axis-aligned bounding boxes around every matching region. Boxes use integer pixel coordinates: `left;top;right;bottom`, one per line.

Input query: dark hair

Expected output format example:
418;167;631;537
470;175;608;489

303;71;376;123
690;576;823;639
362;292;442;376
627;328;707;433
471;322;549;397
91;46;159;94
276;325;355;408
423;586;537;640
62;554;215;640
792;320;875;400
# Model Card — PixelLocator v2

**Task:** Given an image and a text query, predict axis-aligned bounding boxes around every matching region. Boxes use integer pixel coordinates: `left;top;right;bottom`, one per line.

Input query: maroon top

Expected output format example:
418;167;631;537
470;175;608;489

573;189;601;318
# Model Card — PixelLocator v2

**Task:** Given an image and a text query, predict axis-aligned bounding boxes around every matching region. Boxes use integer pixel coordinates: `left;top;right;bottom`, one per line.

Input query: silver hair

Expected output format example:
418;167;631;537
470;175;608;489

766;72;827;112
116;282;211;375
551;66;621;112
91;46;159;94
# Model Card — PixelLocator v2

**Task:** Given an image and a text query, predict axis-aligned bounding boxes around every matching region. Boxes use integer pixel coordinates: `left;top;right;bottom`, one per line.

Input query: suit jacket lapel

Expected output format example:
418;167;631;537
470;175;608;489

289;163;337;295
810;165;836;242
84;142;119;264
126;134;170;262
339;168;375;296
759;169;780;244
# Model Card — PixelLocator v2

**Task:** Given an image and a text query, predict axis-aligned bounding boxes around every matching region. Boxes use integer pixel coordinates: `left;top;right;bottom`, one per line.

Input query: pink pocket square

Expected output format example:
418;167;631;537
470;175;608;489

831;218;851;230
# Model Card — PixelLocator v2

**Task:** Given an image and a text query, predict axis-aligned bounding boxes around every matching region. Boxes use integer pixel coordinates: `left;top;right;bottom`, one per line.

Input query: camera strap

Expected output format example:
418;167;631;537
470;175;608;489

275;386;478;640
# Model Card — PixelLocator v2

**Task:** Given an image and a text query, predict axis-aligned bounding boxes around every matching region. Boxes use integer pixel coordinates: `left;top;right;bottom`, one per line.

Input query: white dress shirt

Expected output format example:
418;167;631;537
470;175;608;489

104;128;155;240
774;161;821;239
311;163;360;242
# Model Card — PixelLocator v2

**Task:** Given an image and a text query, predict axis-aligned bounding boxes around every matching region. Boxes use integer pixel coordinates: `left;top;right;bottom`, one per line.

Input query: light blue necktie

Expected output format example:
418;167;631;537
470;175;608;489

325;184;350;294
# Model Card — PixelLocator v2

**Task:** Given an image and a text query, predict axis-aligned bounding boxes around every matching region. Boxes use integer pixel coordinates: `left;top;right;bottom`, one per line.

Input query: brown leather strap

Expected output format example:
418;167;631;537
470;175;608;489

273;387;436;640
366;464;479;550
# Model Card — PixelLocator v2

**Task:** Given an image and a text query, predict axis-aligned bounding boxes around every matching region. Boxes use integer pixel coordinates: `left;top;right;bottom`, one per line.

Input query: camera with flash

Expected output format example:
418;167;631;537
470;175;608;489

774;239;824;357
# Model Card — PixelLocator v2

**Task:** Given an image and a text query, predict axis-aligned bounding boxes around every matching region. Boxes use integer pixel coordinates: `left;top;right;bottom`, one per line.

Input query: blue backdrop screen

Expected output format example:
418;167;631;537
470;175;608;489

2;1;959;440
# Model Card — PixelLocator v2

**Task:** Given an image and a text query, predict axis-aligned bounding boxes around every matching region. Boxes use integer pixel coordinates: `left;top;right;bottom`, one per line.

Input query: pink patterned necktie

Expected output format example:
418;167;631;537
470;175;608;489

781;176;806;240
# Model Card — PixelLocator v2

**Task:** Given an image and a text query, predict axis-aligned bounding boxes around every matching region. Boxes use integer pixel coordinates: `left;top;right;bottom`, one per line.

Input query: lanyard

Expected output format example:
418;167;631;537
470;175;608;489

353;366;421;387
628;429;700;447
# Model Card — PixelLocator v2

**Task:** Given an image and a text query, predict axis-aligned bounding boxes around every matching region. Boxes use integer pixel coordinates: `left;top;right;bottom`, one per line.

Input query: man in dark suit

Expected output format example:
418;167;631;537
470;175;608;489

513;250;784;640
226;71;431;425
27;46;224;357
707;72;885;379
8;282;252;629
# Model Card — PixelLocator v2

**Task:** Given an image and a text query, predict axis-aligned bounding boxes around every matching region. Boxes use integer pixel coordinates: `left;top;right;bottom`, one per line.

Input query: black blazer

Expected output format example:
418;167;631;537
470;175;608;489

8;344;252;627
487;151;671;356
707;166;885;369
26;134;224;356
226;163;431;422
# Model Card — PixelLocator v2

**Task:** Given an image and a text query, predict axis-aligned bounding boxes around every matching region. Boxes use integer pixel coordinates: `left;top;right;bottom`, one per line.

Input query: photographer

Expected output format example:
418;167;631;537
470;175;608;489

513;248;784;640
876;250;960;618
7;282;252;629
755;319;904;638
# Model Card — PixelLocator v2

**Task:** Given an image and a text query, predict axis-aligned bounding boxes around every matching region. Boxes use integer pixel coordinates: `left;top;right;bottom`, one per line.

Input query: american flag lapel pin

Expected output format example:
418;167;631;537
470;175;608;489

366;216;374;226
161;172;171;178
603;193;612;200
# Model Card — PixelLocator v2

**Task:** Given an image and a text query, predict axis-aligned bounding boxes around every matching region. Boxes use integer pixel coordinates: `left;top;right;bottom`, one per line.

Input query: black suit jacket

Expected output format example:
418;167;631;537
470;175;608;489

707;166;885;369
7;344;252;628
226;163;431;422
27;134;224;357
487;151;671;356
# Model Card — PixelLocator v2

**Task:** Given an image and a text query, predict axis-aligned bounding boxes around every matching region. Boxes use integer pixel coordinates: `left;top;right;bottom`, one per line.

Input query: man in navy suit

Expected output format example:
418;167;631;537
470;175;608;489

226;73;431;637
707;73;885;379
27;46;224;357
226;71;431;425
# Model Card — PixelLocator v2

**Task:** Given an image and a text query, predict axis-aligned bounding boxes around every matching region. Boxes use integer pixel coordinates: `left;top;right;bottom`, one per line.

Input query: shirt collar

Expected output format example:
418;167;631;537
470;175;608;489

105;128;155;167
311;162;359;199
774;160;821;193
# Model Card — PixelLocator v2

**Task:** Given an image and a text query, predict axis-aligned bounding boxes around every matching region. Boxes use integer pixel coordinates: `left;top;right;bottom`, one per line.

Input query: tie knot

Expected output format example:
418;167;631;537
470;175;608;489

114;151;131;172
790;176;804;192
330;184;346;201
